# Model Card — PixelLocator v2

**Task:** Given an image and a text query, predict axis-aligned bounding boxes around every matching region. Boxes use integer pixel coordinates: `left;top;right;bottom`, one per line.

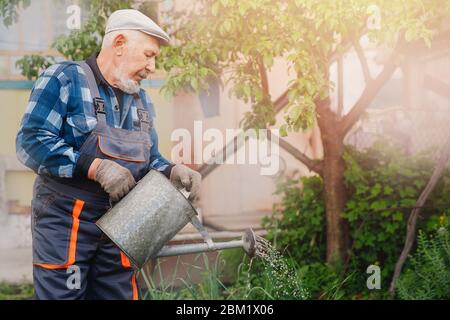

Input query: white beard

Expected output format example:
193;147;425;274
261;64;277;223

116;77;140;94
114;63;142;94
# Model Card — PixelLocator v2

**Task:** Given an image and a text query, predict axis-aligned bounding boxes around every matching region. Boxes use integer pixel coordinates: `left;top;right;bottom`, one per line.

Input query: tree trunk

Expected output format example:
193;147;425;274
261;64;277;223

317;102;349;265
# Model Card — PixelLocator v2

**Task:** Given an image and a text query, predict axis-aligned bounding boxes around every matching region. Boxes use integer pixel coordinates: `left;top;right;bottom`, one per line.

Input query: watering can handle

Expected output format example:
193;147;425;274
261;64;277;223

179;188;217;251
190;215;217;251
179;188;190;199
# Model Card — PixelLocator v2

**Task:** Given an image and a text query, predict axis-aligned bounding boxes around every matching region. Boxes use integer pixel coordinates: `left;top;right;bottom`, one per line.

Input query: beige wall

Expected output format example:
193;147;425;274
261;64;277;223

145;87;175;159
0;89;30;154
0;89;35;207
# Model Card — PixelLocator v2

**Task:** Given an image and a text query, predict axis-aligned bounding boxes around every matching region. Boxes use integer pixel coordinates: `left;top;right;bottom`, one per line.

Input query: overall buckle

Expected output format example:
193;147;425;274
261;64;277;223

93;97;106;114
137;109;149;123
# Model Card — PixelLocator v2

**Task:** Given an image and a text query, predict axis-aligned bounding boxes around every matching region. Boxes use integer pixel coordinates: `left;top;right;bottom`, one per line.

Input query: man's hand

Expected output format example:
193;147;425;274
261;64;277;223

88;158;136;202
169;164;202;201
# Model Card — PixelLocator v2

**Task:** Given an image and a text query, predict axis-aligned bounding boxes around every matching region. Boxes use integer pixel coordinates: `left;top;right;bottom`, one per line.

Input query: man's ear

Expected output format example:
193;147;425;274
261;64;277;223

113;34;126;54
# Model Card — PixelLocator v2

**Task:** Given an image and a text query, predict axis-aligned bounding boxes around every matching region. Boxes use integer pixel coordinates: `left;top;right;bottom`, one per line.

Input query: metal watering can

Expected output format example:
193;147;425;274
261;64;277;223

96;170;256;269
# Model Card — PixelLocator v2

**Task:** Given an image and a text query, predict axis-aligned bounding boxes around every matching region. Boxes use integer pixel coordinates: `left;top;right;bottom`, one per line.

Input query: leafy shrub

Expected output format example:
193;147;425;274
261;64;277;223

262;140;450;298
343;141;450;288
397;228;450;300
263;175;326;264
0;282;34;300
297;262;353;300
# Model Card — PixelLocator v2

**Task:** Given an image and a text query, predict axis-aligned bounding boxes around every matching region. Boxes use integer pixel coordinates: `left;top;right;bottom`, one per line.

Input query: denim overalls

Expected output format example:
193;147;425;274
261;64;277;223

32;61;152;299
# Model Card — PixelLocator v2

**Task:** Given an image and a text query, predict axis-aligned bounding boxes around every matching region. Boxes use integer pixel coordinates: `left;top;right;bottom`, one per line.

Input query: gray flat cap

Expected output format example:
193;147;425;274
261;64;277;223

105;9;170;45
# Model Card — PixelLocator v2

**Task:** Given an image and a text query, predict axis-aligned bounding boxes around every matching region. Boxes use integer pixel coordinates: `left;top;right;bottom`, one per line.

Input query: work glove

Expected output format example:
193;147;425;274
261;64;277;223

169;164;202;201
94;159;136;202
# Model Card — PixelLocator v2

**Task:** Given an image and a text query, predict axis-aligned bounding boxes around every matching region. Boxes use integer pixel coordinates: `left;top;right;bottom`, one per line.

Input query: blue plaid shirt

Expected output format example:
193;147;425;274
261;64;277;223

16;61;173;179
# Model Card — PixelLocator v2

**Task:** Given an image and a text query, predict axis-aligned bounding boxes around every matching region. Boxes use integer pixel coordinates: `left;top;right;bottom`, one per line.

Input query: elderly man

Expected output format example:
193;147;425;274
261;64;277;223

16;9;201;300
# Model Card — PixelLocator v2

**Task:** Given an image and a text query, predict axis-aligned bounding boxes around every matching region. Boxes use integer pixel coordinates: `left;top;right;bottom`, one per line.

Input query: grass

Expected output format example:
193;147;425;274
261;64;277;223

139;253;229;300
0;282;34;300
139;248;310;300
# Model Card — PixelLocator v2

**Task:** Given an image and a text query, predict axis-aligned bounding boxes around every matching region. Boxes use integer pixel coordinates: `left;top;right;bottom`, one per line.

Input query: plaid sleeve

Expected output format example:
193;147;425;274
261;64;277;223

16;63;80;178
140;90;174;178
149;127;175;178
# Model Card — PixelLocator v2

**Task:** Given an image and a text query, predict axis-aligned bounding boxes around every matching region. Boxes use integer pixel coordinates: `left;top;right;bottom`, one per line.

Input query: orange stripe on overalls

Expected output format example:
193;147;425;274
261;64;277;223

120;251;138;300
34;199;84;269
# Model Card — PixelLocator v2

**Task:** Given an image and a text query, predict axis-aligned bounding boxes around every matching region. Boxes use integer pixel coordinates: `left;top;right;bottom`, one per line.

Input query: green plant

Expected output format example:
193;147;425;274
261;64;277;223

297;263;352;300
141;244;309;300
141;253;229;300
220;248;246;284
263;174;326;264
221;246;309;300
0;282;34;300
181;254;228;300
262;140;450;298
343;141;450;288
396;228;450;300
15;55;56;80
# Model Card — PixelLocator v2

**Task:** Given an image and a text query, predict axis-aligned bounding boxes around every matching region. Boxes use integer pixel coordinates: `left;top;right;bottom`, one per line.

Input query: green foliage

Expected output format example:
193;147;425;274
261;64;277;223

0;0;30;27
220;248;246;283
4;0;450;128
253;249;309;299
221;252;309;300
342;141;450;288
397;228;450;300
140;256;192;300
183;254;228;300
263;141;450;298
159;0;449;132
142;247;309;300
0;282;34;300
15;55;56;80
240;95;276;130
52;16;104;61
297;262;355;300
50;0;138;61
140;254;233;300
263;174;326;264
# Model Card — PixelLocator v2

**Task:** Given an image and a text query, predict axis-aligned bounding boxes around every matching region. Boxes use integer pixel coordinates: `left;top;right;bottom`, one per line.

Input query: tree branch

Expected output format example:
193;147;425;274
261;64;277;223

198;129;324;178
352;37;372;84
340;47;401;135
389;136;450;296
274;89;288;113
268;130;324;176
337;54;344;118
256;55;269;97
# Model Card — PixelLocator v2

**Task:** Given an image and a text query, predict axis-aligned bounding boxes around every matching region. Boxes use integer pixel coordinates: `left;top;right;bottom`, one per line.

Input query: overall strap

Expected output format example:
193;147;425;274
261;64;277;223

75;61;107;123
135;94;151;133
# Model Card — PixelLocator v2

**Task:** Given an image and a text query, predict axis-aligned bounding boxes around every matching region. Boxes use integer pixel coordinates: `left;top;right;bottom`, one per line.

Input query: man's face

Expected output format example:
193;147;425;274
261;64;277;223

114;32;161;94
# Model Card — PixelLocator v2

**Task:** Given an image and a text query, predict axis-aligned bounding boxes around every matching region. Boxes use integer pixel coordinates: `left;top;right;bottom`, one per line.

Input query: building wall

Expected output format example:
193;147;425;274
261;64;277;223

0;89;35;211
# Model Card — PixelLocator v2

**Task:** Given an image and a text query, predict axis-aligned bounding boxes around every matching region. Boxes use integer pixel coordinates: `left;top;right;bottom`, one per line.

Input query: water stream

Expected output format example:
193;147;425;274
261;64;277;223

245;234;309;299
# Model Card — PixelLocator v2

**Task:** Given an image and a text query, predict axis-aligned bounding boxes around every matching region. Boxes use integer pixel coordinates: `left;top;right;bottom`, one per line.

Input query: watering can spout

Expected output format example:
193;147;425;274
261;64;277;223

155;228;257;258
